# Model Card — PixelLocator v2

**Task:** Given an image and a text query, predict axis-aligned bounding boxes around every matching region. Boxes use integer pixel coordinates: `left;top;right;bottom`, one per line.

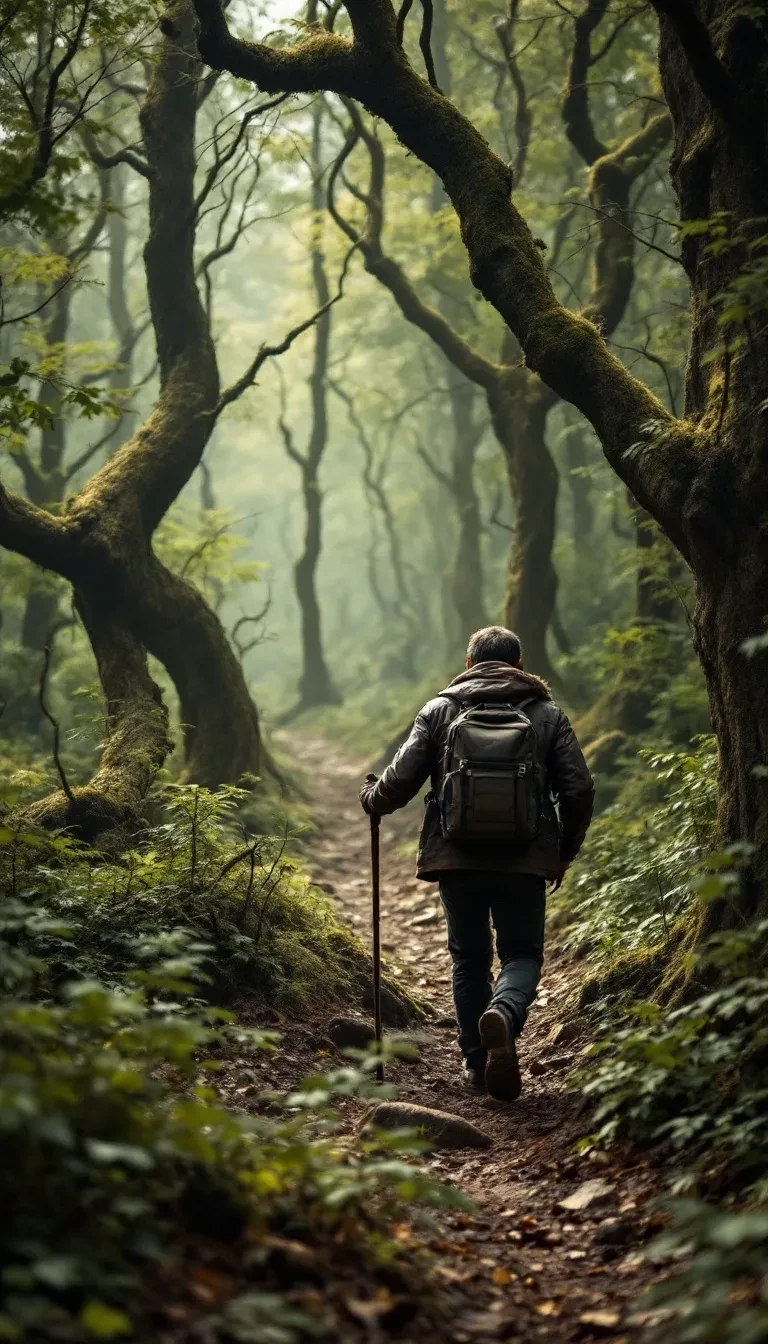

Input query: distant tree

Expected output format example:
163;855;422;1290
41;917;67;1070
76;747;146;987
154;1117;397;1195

278;95;342;717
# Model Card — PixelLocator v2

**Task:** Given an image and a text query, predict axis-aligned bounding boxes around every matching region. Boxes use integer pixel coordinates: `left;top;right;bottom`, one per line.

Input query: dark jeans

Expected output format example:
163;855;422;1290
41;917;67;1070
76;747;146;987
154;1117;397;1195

439;872;546;1065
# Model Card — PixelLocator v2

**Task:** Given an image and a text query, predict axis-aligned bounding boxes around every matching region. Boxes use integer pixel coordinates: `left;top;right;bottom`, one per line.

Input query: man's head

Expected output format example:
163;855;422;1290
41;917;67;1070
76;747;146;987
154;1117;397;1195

466;625;523;669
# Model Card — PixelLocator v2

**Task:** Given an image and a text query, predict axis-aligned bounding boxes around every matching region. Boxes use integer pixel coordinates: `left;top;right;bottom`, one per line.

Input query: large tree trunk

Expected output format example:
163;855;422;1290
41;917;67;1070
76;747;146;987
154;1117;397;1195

137;561;264;788
655;2;768;906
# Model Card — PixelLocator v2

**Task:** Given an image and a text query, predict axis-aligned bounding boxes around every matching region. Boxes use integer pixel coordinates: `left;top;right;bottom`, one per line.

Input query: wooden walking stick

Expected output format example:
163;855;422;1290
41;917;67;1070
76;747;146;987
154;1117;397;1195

365;772;384;1083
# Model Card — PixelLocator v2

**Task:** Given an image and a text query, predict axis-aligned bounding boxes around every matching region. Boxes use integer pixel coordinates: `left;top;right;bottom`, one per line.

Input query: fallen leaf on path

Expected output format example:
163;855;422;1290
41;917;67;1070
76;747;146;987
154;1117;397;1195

491;1267;515;1286
578;1309;621;1332
345;1289;398;1323
558;1179;614;1212
536;1300;561;1317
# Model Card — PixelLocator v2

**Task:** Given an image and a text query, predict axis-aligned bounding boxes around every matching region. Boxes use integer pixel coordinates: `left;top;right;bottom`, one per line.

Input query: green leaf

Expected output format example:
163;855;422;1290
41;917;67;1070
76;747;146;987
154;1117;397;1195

85;1140;155;1170
80;1302;132;1340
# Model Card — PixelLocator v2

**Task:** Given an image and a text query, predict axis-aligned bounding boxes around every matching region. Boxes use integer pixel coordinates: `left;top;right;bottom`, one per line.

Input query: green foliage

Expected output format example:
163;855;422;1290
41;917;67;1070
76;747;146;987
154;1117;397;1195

0;781;370;1011
0;920;461;1342
582;914;768;1187
0;356;116;455
641;1201;768;1344
558;739;718;961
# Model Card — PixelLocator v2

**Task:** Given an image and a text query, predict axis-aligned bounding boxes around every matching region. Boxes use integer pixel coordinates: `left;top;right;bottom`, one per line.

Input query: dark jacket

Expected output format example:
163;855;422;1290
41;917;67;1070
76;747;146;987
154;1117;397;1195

362;662;594;881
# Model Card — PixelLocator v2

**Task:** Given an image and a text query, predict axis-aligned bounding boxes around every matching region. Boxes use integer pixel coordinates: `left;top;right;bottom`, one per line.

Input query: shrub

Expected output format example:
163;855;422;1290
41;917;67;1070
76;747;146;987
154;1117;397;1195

581;914;768;1189
0;915;460;1341
558;738;718;962
0;781;373;1011
640;1200;768;1344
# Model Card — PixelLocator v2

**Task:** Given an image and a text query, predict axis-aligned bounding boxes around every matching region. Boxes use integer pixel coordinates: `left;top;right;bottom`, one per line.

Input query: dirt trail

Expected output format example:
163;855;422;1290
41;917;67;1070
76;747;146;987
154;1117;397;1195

278;733;665;1343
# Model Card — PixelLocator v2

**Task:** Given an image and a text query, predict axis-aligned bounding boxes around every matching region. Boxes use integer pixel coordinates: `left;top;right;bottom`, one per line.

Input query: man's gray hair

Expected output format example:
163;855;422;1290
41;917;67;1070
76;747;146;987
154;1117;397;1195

467;625;522;666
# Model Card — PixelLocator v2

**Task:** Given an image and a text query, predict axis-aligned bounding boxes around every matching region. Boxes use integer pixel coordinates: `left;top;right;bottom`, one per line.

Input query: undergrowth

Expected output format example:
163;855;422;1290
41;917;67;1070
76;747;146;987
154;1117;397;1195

0;778;369;1012
567;734;768;1343
0;929;462;1342
0;776;454;1341
555;737;718;965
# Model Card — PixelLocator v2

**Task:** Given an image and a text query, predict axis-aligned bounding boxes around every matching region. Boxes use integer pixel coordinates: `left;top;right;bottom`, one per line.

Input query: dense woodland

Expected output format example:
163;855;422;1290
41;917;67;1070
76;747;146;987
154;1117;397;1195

1;1;767;1341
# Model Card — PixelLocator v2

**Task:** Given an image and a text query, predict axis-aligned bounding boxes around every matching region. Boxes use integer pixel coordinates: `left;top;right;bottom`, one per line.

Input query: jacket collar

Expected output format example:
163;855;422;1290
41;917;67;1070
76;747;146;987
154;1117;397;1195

441;661;551;704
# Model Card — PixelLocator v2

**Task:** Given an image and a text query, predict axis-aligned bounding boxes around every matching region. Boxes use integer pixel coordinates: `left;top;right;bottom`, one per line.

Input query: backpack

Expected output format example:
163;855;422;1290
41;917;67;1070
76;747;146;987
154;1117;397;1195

438;696;541;847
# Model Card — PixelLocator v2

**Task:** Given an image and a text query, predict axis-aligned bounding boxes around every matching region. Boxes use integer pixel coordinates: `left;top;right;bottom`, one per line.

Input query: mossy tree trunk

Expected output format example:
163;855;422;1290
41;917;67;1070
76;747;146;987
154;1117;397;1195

657;2;768;914
0;1;266;835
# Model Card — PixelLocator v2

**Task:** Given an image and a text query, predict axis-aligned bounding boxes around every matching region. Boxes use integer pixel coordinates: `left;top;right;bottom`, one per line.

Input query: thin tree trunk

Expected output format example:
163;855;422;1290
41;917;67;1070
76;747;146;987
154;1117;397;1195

446;380;486;653
562;426;595;550
20;280;71;650
287;103;340;713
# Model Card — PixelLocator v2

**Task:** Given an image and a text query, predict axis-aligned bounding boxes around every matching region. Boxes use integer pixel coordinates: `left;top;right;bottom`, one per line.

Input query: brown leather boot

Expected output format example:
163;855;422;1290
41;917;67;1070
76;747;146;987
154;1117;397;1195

479;1007;522;1102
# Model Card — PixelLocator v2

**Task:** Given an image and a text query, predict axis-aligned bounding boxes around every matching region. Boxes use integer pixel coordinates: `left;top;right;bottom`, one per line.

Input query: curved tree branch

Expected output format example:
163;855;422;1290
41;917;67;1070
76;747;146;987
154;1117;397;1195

193;0;697;553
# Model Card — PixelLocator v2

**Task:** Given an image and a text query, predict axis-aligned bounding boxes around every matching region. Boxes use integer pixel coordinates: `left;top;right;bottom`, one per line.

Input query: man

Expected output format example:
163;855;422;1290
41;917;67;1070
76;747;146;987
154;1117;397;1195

359;626;594;1102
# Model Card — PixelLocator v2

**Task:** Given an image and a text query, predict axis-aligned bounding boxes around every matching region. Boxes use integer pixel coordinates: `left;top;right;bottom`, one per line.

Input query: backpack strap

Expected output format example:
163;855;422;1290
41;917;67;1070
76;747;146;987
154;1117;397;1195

440;691;468;711
515;695;541;715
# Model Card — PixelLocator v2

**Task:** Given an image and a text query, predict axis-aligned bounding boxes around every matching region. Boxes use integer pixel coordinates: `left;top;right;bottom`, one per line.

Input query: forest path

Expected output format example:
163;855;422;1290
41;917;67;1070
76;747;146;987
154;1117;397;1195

278;732;665;1344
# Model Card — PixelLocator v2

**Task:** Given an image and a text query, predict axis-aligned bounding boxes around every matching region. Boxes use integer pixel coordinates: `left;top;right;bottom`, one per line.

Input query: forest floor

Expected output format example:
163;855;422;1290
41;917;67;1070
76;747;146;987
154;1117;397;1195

222;733;673;1344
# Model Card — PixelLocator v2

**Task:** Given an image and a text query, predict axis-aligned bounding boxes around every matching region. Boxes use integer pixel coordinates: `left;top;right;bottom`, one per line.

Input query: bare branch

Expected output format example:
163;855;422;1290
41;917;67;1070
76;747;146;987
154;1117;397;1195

413;432;452;491
214;243;358;415
81;129;152;180
327;105;499;391
0;276;72;329
562;0;611;167
231;588;273;659
39;642;74;802
493;2;532;185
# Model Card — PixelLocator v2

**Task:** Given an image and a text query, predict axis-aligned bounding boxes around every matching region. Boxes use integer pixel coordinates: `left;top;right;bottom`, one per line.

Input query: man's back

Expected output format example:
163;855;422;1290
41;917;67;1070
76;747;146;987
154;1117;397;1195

363;659;594;883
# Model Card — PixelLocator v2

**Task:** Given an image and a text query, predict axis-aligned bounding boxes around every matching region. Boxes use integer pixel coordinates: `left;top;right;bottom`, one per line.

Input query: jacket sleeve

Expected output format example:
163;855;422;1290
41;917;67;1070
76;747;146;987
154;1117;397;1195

363;709;434;815
548;710;594;864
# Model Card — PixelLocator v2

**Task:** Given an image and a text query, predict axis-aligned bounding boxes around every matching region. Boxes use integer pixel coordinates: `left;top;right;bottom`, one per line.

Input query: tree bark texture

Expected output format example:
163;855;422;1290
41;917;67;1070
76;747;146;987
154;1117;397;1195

656;2;768;906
